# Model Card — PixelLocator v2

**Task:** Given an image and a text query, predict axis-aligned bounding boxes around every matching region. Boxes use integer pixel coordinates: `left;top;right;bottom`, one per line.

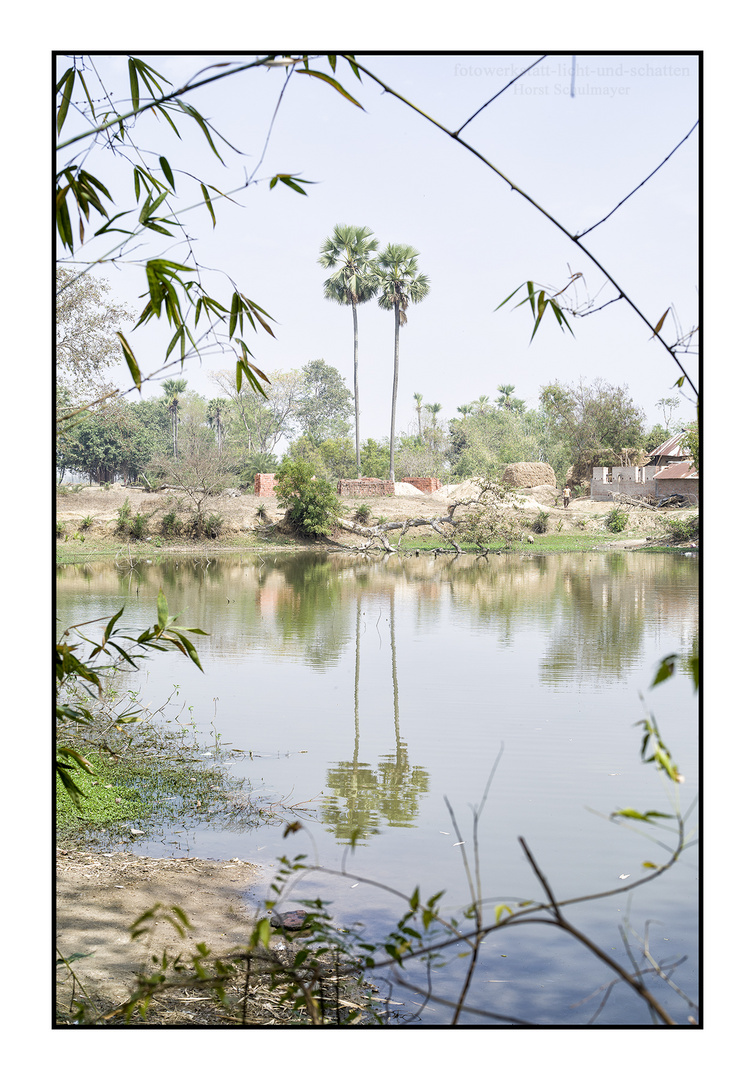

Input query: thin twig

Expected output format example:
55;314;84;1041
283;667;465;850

454;56;547;136
576;122;699;238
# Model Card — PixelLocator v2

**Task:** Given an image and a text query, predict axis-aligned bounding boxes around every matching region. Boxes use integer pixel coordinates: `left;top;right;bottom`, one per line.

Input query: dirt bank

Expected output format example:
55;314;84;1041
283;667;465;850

56;848;260;1022
56;481;693;548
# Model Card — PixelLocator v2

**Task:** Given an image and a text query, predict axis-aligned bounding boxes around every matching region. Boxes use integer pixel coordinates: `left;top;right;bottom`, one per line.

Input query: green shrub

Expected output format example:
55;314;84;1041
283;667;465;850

129;512;150;540
353;504;371;525
606;506;629;533
203;512;223;539
56;521;67;539
275;460;343;537
80;515;94;531
160;510;183;538
666;515;698;544
531;509;550;534
115;498;132;535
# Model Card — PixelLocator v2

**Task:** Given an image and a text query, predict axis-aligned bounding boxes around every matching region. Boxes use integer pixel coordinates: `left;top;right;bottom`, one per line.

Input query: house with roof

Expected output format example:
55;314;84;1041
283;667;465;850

590;430;698;504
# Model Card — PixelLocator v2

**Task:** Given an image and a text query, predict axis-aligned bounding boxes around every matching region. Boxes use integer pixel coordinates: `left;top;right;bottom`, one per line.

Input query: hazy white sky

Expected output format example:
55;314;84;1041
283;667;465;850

57;51;699;440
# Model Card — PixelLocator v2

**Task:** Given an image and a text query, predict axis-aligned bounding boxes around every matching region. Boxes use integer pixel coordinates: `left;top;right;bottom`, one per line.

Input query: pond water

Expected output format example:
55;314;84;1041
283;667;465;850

57;550;699;1026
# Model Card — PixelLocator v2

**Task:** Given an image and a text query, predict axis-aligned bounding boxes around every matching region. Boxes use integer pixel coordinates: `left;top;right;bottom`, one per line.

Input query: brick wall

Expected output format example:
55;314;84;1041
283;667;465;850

401;477;441;493
337;478;395;497
254;473;278;496
656;477;699;502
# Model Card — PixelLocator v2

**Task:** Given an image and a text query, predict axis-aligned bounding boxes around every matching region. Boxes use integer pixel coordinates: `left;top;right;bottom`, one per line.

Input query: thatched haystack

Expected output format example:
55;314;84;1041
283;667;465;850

502;462;557;488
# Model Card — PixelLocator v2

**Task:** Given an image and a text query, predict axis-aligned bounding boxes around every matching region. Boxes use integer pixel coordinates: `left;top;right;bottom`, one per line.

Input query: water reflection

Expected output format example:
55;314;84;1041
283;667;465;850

320;593;430;841
56;550;698;1023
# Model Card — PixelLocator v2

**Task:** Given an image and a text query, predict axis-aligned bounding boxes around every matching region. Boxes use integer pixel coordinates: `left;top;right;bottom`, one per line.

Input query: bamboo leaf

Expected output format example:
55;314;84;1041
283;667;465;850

57;68;75;134
116;332;141;390
77;70;96;119
128;57;139;113
295;67;364;109
228;292;240;340
651;654;677;687
103;608;125;643
611;808;653;820
651;307;670;338
160;156;175;190
494;283;525;311
239;293;276;337
156;588;169;630
200;183;216;227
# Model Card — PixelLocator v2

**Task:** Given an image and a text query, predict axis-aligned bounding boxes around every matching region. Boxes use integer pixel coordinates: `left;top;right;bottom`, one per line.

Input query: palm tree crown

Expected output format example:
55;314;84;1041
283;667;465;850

318;225;380;477
375;244;430;323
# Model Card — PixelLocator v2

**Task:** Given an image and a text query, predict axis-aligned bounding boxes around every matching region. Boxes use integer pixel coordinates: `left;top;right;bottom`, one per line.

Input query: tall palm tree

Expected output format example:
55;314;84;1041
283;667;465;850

413;392;424;438
206;397;225;451
319;225;380;477
375;244;430;482
161;378;188;457
457;403;473;421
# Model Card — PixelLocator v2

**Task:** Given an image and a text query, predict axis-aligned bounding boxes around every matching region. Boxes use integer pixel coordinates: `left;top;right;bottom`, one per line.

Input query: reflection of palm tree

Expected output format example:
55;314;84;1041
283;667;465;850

322;586;429;840
321;596;382;843
377;592;430;824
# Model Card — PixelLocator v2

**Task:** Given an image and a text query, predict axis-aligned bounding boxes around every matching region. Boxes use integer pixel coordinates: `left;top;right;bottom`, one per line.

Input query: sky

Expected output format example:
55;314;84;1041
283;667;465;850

56;51;700;445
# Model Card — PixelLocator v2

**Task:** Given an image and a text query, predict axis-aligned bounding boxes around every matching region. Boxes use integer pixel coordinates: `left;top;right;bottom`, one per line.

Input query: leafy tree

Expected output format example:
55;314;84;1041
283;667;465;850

294;359;353;447
539;378;646;481
395;431;448;481
360;437;391;479
239;451;279;485
681;420;699;471
375;244;430;482
275;459;344;537
644;423;671;454
286;435;357;481
56;267;134;408
210;367;303;456
59;400;165;484
161;378;188;458
656;395;681;429
150;413;236;534
447;406;541;480
318;225;380;476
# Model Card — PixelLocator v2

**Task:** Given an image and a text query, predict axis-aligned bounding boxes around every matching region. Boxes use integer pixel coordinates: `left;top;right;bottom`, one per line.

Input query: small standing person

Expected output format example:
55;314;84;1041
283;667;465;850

562;485;571;508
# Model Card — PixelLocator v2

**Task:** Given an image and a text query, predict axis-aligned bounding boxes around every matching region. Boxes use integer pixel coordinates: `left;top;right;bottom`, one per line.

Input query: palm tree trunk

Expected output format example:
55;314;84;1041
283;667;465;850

389;301;400;483
352;300;361;478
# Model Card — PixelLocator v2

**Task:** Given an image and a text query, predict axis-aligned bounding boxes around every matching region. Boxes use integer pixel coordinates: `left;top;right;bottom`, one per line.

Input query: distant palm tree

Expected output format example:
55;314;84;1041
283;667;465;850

425;402;442;427
162;378;188;457
413;392;424;438
457;403;473;421
206;398;225;451
319;225;380;477
497;384;516;408
376;244;430;482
